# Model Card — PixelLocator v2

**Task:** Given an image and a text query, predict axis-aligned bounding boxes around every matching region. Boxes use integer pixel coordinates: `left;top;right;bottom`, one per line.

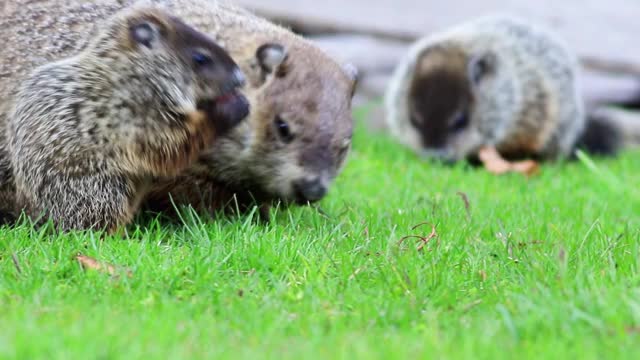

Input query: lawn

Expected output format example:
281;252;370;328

1;106;639;359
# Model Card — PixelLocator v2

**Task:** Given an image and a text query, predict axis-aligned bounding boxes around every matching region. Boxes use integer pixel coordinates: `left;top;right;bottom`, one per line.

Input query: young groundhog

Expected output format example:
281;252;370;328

143;0;358;213
1;0;358;218
5;6;249;231
385;15;587;162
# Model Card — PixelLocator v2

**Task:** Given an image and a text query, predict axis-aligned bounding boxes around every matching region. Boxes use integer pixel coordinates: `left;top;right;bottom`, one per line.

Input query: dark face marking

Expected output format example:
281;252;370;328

123;11;244;97
408;68;472;149
166;16;244;93
123;10;249;136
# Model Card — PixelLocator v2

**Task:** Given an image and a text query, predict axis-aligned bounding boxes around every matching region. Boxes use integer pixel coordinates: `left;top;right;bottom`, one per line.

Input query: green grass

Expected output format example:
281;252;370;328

2;107;640;359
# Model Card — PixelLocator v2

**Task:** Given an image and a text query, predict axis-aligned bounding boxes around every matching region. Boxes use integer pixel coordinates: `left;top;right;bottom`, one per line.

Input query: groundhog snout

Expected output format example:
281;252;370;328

216;67;245;94
216;92;250;133
230;68;246;89
196;92;250;135
292;178;328;204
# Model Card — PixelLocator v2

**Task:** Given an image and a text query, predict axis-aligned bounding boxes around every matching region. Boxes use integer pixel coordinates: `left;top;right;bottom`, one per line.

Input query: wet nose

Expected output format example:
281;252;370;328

293;178;328;203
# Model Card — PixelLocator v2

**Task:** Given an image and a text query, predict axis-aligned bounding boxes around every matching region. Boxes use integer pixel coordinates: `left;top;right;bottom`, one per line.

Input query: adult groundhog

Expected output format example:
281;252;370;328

385;15;634;163
1;0;358;218
4;6;249;231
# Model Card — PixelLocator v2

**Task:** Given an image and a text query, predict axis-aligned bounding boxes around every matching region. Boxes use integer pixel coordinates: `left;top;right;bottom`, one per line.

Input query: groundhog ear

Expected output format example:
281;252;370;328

468;52;497;86
343;63;359;83
256;43;288;74
130;21;161;49
342;63;359;98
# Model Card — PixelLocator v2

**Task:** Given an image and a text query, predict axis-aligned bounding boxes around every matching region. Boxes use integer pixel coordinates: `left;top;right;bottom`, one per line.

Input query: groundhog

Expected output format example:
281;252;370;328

141;0;358;215
385;15;588;163
4;6;249;231
1;0;358;219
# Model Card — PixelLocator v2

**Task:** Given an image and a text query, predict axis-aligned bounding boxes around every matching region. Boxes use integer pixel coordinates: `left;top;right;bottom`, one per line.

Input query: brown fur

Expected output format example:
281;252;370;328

409;46;558;159
139;0;357;214
123;110;215;177
0;0;357;224
5;6;247;231
386;16;584;162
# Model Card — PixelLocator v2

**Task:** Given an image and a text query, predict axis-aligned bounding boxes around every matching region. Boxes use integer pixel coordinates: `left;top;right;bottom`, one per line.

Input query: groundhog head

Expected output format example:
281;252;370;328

390;44;510;162
93;7;249;135
202;41;358;205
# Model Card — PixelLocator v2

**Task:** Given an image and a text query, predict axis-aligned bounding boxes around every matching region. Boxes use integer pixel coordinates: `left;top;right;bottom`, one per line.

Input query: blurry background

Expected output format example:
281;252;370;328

235;0;640;129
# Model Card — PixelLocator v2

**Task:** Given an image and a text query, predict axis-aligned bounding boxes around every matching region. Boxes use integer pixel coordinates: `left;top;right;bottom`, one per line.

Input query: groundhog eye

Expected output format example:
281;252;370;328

192;50;213;67
449;110;469;132
274;115;294;143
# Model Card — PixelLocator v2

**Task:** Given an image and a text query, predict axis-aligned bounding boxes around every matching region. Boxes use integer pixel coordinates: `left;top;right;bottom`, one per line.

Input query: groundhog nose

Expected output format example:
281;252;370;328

293;178;327;203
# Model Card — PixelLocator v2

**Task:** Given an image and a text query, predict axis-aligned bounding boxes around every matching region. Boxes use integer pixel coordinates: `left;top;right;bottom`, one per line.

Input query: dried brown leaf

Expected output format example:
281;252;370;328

75;253;131;278
478;146;540;177
512;159;540;176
